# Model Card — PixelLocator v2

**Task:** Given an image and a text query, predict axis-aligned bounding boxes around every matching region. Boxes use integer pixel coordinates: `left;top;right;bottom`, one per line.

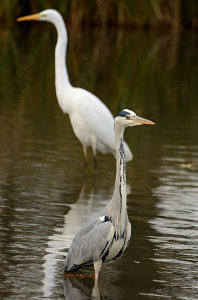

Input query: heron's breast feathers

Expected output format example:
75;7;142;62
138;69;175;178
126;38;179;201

98;215;131;262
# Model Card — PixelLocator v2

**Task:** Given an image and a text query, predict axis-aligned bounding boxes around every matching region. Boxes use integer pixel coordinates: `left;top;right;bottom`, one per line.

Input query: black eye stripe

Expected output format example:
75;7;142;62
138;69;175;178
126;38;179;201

117;110;130;117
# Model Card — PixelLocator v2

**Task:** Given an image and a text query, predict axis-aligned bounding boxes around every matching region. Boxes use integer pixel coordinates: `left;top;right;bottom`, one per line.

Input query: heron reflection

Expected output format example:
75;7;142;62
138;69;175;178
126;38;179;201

63;276;100;300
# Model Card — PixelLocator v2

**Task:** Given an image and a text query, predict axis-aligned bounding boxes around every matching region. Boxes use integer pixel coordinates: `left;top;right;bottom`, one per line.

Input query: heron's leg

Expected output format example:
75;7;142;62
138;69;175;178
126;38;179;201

82;145;88;168
93;259;102;281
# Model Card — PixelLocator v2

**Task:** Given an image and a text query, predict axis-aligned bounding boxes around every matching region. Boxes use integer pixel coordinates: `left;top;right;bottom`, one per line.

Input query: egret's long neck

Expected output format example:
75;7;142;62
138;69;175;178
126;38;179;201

108;123;127;227
53;16;72;111
55;17;70;87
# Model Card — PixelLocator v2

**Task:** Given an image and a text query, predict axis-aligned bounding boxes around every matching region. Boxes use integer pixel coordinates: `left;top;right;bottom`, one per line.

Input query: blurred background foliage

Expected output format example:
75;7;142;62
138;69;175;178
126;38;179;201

0;0;198;30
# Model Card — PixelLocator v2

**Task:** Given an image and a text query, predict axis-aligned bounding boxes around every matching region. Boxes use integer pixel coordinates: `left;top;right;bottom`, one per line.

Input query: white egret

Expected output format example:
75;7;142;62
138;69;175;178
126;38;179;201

17;9;132;167
63;109;155;280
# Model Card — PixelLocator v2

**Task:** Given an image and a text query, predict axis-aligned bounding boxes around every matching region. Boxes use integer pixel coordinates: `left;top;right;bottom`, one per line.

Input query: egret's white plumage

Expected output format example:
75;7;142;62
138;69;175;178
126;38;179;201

63;109;155;280
17;9;132;166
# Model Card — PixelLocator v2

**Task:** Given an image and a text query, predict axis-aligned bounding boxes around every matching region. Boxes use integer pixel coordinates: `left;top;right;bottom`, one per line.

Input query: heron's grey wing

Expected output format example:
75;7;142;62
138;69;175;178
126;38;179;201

65;218;114;271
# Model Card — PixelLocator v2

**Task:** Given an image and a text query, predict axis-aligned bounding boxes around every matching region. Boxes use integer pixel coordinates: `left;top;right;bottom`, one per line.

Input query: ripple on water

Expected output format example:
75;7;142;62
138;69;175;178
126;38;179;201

148;147;198;299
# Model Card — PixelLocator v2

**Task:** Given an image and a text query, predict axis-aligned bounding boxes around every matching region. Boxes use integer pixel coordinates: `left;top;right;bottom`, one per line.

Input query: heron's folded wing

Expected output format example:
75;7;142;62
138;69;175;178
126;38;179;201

65;219;114;271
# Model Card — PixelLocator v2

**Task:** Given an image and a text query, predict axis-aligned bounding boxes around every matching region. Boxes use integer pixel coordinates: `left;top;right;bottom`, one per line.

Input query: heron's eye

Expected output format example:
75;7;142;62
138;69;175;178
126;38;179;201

125;115;130;119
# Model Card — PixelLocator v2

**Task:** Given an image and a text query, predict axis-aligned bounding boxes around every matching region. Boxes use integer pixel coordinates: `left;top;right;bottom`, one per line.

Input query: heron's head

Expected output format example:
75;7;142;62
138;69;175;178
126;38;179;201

115;109;155;128
17;9;62;24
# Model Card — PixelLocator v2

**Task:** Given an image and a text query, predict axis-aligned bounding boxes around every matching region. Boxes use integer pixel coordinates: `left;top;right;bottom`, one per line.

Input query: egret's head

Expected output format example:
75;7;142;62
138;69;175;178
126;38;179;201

116;109;155;128
17;9;62;24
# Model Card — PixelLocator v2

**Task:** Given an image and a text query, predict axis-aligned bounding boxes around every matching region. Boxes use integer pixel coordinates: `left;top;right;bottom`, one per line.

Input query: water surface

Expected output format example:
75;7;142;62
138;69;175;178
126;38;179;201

0;25;198;299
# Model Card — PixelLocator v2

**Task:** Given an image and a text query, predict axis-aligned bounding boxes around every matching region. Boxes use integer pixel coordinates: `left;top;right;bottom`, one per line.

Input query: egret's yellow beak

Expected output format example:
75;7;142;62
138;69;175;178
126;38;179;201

17;13;41;22
133;116;155;125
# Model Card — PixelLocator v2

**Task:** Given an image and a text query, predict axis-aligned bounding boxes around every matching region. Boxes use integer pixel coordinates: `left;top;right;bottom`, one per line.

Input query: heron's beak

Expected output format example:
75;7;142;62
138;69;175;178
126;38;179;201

133;115;155;125
17;13;41;22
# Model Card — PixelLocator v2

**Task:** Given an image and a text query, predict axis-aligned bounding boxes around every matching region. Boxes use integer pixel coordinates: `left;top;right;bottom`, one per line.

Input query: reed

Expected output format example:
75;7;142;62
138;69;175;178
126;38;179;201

0;0;197;30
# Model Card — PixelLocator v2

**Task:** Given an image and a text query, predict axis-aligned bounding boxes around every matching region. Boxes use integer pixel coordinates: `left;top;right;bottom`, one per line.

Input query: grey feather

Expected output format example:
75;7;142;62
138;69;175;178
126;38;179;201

65;217;114;271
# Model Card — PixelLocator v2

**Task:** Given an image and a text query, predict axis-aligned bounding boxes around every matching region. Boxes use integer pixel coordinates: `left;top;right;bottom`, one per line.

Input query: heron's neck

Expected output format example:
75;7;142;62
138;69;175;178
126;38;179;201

54;17;73;111
109;124;127;227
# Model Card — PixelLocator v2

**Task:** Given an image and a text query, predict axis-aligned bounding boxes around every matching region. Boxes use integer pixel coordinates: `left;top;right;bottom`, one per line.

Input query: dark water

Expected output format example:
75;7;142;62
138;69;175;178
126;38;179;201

0;24;198;299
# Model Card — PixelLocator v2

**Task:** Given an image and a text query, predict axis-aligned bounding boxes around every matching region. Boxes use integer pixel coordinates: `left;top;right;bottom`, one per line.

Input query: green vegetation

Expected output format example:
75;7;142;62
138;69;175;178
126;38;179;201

0;0;198;30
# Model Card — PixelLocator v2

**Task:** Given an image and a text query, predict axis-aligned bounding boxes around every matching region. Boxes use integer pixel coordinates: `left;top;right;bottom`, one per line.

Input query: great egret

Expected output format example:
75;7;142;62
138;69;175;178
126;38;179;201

63;109;155;280
17;9;132;167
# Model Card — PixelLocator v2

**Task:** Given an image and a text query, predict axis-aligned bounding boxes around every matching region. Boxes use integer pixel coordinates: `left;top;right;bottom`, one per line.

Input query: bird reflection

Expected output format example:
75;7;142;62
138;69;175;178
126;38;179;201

63;275;100;300
42;179;114;298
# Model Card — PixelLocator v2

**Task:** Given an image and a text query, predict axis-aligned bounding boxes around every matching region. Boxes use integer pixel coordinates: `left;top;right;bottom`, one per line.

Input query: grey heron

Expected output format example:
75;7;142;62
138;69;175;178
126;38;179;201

63;109;155;280
17;9;132;167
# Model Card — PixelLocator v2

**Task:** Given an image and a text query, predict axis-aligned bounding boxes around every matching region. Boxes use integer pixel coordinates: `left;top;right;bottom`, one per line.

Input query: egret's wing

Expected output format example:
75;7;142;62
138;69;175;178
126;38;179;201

65;217;114;271
71;89;115;149
71;89;132;160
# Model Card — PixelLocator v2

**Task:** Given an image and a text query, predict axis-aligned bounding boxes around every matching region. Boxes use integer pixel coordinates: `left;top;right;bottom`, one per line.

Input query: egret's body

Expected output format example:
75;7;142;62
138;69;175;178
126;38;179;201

63;109;155;280
17;9;132;166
